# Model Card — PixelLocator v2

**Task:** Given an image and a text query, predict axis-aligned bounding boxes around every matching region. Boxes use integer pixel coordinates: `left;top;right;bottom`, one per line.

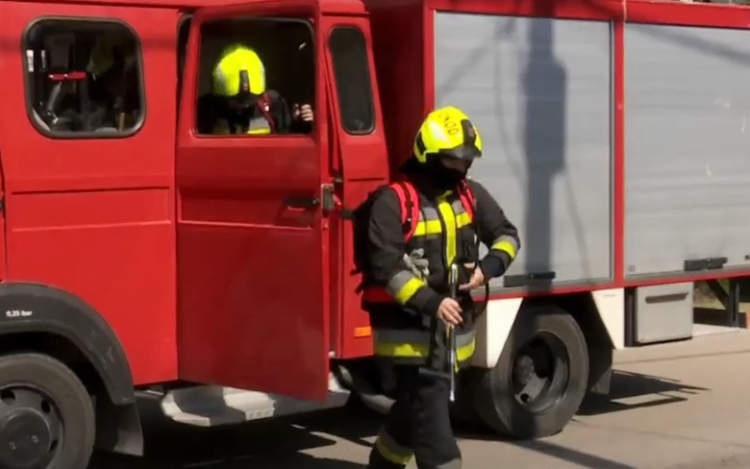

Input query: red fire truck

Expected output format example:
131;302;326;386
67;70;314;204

0;0;748;466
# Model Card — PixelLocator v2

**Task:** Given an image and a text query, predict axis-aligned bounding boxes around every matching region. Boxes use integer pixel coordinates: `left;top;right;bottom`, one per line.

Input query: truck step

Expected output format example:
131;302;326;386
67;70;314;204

160;374;351;426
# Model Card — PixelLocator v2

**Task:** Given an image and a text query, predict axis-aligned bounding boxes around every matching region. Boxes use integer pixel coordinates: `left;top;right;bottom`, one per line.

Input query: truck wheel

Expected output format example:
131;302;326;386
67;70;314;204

471;303;589;439
0;353;95;469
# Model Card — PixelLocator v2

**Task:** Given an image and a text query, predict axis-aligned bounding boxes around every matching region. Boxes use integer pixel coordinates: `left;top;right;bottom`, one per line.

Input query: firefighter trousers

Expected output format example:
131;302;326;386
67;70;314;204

367;365;462;469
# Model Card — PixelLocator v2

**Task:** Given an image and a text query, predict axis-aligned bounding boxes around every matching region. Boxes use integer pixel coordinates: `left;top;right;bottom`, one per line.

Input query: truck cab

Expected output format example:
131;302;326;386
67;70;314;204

0;0;392;467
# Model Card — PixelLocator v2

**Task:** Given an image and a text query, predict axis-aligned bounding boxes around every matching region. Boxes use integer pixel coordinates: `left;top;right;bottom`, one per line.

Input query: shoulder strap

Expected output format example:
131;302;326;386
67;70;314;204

256;92;277;133
457;180;476;220
389;181;420;242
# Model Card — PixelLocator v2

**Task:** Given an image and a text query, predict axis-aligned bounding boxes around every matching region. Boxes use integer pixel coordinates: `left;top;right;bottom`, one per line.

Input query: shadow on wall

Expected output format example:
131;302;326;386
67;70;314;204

522;12;567;288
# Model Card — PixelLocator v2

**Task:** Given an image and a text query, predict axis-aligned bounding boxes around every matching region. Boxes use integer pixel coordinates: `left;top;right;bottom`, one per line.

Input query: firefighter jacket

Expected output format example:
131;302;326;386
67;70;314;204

196;91;313;135
362;177;520;368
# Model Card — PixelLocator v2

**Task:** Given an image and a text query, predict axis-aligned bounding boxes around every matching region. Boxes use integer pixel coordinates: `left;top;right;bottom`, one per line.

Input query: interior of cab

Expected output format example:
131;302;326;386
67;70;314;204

24;20;142;135
177;16;315;134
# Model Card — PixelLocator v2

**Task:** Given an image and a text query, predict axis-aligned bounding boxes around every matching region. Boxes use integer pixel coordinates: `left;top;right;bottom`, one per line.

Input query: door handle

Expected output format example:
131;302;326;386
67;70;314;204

284;196;320;210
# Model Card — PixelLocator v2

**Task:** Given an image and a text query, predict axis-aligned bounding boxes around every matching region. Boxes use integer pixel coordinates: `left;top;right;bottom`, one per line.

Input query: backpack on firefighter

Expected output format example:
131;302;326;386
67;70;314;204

348;179;478;293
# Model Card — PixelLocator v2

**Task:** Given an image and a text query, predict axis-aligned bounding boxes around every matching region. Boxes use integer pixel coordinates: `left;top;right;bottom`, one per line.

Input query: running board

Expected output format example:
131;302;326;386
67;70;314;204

160;375;351;427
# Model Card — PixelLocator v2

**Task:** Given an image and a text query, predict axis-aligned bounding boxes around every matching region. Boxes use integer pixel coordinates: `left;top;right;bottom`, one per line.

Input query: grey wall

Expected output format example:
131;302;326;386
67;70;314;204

434;12;613;288
624;24;750;277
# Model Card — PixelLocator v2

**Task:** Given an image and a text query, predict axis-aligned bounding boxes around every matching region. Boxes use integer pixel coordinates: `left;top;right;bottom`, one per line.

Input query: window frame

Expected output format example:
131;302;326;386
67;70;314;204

327;25;375;136
192;15;317;139
21;16;147;140
177;14;193;114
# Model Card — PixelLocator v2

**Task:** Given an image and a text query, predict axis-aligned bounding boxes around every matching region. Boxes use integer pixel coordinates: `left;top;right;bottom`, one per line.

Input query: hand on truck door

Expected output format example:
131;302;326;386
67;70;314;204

420;264;461;402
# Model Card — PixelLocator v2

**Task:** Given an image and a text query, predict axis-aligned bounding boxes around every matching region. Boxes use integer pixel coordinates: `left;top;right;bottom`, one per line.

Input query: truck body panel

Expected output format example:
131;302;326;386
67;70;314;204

624;23;750;278
0;1;178;385
367;0;750;294
434;12;613;287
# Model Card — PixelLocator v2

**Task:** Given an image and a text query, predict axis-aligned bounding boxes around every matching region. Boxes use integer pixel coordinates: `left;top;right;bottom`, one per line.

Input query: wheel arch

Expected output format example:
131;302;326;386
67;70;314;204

471;290;621;395
0;282;143;456
0;282;134;404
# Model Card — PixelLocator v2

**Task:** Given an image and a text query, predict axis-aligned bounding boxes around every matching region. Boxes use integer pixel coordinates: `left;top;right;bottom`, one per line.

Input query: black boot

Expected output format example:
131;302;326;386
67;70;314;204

367;443;410;469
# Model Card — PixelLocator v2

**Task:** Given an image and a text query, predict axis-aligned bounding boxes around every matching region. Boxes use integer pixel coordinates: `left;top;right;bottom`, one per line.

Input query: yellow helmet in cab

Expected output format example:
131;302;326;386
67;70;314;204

413;106;483;163
212;45;266;97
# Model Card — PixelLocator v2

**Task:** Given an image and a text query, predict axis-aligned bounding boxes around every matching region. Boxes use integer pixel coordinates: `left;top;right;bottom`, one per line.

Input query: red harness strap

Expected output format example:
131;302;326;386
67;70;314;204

362;181;476;304
389;182;420;242
256;92;277;133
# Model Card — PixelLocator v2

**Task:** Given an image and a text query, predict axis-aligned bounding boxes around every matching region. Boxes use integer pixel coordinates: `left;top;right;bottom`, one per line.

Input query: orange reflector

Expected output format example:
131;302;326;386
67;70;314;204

354;326;372;338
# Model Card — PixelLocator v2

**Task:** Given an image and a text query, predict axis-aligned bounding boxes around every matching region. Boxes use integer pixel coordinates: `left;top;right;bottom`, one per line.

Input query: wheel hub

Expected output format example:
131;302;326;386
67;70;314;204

511;333;570;413
514;355;536;385
0;389;59;469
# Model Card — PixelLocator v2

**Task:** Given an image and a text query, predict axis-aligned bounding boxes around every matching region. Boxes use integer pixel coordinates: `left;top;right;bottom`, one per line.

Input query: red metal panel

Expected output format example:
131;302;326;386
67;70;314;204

428;0;622;21
627;0;750;29
422;0;434;114
0;2;178;385
0;154;6;281
364;0;427;174
614;20;625;285
26;0;365;14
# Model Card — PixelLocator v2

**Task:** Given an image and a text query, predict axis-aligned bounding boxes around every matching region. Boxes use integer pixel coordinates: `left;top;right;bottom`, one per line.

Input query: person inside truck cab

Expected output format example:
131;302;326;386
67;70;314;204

31;30;140;133
85;33;141;131
196;45;314;135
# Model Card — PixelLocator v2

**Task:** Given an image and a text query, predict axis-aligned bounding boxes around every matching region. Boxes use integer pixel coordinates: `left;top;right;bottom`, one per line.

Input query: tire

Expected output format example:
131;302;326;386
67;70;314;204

471;303;589;439
0;353;95;469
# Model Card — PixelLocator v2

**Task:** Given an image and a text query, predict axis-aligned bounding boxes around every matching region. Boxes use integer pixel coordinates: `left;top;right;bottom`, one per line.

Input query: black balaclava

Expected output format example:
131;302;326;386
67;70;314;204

426;157;469;191
221;69;262;128
402;155;470;195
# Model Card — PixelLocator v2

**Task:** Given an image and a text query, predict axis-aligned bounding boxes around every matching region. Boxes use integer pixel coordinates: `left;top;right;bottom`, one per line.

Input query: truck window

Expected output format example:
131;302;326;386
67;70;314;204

194;17;315;136
23;19;144;137
328;26;374;135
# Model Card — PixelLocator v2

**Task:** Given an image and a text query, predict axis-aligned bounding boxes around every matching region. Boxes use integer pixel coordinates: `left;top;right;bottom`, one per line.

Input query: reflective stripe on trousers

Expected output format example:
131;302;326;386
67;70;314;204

374;428;413;466
373;328;476;362
371;429;463;469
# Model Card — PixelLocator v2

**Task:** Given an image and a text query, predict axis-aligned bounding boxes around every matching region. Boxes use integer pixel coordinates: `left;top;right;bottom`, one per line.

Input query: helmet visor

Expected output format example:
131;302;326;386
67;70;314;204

437;144;482;161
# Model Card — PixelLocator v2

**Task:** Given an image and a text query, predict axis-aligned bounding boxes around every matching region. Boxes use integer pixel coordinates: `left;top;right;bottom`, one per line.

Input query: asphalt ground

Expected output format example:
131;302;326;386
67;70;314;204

90;329;750;469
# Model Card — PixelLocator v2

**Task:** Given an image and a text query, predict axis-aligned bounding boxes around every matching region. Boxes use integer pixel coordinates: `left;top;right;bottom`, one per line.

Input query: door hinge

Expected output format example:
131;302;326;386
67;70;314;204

321;184;337;212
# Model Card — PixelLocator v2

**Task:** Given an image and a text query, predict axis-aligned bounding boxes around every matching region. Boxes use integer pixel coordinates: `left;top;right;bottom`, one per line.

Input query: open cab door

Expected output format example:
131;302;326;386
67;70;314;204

176;0;331;401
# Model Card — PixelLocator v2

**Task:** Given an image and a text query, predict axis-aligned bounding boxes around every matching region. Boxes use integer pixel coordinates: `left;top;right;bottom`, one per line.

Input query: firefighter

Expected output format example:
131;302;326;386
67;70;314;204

363;106;520;469
86;32;140;131
197;44;314;135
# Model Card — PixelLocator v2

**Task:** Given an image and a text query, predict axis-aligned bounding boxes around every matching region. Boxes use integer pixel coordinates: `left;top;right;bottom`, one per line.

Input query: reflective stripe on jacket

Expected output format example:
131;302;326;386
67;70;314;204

362;191;474;306
373;326;477;364
363;178;520;367
365;189;478;365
